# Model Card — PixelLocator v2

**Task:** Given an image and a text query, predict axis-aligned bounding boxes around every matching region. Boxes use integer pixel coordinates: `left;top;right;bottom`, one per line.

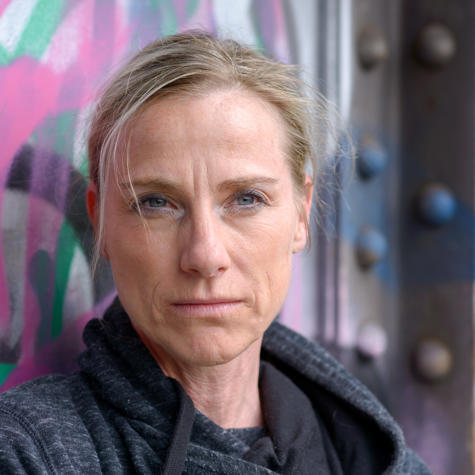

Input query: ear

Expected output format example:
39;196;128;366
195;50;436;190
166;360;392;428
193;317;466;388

292;174;313;254
86;183;108;259
86;182;99;233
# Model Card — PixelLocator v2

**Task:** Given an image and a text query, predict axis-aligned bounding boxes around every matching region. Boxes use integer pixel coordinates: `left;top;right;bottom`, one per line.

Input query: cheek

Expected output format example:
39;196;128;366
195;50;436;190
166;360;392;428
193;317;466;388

104;214;164;294
250;211;297;261
104;199;170;262
264;255;293;302
106;223;144;268
240;216;295;312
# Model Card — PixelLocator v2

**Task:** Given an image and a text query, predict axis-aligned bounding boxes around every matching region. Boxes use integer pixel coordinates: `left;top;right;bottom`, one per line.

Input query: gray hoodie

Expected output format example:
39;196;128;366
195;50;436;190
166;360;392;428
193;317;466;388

0;299;430;474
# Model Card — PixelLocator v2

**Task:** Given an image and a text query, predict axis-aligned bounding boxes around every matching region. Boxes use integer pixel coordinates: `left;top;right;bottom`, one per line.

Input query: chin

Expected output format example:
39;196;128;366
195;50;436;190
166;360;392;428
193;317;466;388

173;328;261;368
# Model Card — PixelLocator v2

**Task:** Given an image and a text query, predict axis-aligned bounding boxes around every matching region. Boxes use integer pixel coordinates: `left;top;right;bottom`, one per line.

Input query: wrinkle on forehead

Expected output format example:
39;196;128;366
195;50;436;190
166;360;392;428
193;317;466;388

110;88;294;205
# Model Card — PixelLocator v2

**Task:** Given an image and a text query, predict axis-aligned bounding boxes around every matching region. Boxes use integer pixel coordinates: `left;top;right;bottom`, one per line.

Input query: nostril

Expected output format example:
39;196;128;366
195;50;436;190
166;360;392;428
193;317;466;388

207;265;227;278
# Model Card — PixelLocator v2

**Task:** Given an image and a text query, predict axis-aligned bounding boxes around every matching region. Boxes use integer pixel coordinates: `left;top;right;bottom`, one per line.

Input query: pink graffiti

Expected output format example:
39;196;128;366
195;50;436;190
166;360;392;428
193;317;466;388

0;0;131;332
0;56;86;329
2;289;116;391
174;0;191;26
21;193;68;360
254;0;290;63
280;253;302;332
170;0;212;31
2;309;91;391
182;0;214;32
0;0;12;19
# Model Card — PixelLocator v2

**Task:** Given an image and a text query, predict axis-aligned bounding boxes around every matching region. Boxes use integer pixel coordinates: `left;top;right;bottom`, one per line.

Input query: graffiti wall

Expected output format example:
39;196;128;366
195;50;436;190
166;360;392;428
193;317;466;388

0;0;319;391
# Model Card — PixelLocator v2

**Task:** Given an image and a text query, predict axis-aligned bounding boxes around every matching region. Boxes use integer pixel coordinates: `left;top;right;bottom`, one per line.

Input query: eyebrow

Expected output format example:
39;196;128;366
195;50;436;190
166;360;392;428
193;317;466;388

119;178;180;194
119;176;280;193
217;176;279;192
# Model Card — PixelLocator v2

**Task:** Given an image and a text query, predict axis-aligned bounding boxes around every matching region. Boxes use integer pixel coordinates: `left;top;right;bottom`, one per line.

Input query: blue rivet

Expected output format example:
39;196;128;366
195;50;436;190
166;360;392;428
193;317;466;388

356;227;387;269
357;138;387;180
417;183;457;226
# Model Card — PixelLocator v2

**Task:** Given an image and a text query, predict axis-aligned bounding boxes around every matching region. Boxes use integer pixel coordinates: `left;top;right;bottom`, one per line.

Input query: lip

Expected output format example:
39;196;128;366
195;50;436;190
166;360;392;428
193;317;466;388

171;299;243;318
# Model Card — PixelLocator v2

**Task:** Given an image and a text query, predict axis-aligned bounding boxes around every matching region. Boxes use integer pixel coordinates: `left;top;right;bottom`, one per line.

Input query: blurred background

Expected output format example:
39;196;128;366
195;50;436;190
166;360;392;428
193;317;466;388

0;1;472;473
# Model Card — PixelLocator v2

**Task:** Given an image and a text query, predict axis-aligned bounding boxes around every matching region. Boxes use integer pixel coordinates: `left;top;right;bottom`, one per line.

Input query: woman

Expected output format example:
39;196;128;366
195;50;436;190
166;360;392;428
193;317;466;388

0;31;429;474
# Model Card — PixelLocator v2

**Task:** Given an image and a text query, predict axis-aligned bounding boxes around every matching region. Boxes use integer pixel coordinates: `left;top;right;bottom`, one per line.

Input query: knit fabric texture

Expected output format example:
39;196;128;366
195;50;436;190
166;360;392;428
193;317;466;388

0;298;431;474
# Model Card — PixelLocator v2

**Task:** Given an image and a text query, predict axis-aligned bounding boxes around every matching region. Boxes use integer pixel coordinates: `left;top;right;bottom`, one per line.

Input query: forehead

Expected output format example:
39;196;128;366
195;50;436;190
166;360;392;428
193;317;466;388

128;88;287;160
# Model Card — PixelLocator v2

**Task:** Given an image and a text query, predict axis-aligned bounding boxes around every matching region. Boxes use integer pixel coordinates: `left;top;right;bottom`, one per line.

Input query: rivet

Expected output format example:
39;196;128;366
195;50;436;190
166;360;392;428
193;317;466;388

357;135;387;180
413;338;452;382
358;27;388;70
355;227;387;269
415;23;456;68
356;322;387;359
416;183;457;226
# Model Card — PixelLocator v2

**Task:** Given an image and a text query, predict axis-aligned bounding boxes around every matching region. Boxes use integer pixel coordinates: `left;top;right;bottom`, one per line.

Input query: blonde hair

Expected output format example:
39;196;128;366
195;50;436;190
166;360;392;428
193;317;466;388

88;30;335;271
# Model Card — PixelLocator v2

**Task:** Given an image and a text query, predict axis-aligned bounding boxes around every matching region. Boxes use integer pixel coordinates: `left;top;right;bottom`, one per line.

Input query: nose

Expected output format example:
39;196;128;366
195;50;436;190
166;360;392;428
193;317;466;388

179;208;231;278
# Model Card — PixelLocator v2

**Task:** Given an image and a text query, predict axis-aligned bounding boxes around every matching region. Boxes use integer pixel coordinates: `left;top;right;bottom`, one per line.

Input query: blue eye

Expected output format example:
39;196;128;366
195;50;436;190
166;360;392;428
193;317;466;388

143;197;167;208
236;194;257;206
228;190;267;212
132;194;175;215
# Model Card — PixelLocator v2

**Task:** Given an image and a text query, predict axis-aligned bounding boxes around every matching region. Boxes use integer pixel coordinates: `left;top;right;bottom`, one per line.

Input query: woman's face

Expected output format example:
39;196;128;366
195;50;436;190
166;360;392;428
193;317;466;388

88;88;312;368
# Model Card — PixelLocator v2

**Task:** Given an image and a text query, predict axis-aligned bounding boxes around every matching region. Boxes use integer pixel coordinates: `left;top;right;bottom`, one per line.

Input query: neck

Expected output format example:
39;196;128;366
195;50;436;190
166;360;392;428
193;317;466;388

141;335;264;429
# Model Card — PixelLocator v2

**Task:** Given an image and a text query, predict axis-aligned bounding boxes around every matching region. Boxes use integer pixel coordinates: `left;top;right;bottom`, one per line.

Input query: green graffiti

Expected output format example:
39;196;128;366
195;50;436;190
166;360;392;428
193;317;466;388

34;111;77;158
0;364;15;386
35;110;89;174
54;111;77;158
186;0;200;18
251;17;265;51
52;222;78;339
0;44;9;65
158;0;178;36
14;0;66;60
77;153;89;178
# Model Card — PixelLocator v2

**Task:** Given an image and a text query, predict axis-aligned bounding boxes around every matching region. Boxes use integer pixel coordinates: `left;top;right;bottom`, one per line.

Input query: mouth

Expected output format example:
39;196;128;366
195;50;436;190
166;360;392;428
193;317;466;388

171;299;243;318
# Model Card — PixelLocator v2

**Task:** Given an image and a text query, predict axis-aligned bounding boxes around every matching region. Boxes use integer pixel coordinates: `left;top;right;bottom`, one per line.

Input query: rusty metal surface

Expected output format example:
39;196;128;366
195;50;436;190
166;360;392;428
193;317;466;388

395;1;475;473
314;1;474;473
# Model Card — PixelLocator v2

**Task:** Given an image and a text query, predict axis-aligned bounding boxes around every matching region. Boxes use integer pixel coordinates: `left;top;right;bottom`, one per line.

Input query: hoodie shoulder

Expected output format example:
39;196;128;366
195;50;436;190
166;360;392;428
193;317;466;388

0;374;79;413
262;321;431;474
402;449;432;474
0;374;98;474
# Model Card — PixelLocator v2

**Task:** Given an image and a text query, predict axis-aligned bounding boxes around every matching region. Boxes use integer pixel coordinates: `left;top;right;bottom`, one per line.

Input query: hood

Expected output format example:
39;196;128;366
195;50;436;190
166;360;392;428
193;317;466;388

262;322;406;474
79;297;415;474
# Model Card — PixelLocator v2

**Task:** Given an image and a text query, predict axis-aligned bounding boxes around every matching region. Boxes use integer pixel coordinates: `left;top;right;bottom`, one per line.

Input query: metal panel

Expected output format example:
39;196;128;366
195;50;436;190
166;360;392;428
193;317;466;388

317;1;474;473
396;1;475;473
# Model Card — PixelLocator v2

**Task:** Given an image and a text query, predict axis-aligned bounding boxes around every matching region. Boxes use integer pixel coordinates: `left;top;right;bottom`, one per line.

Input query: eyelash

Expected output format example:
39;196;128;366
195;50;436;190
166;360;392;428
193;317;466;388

131;189;268;216
227;190;268;211
132;194;178;216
